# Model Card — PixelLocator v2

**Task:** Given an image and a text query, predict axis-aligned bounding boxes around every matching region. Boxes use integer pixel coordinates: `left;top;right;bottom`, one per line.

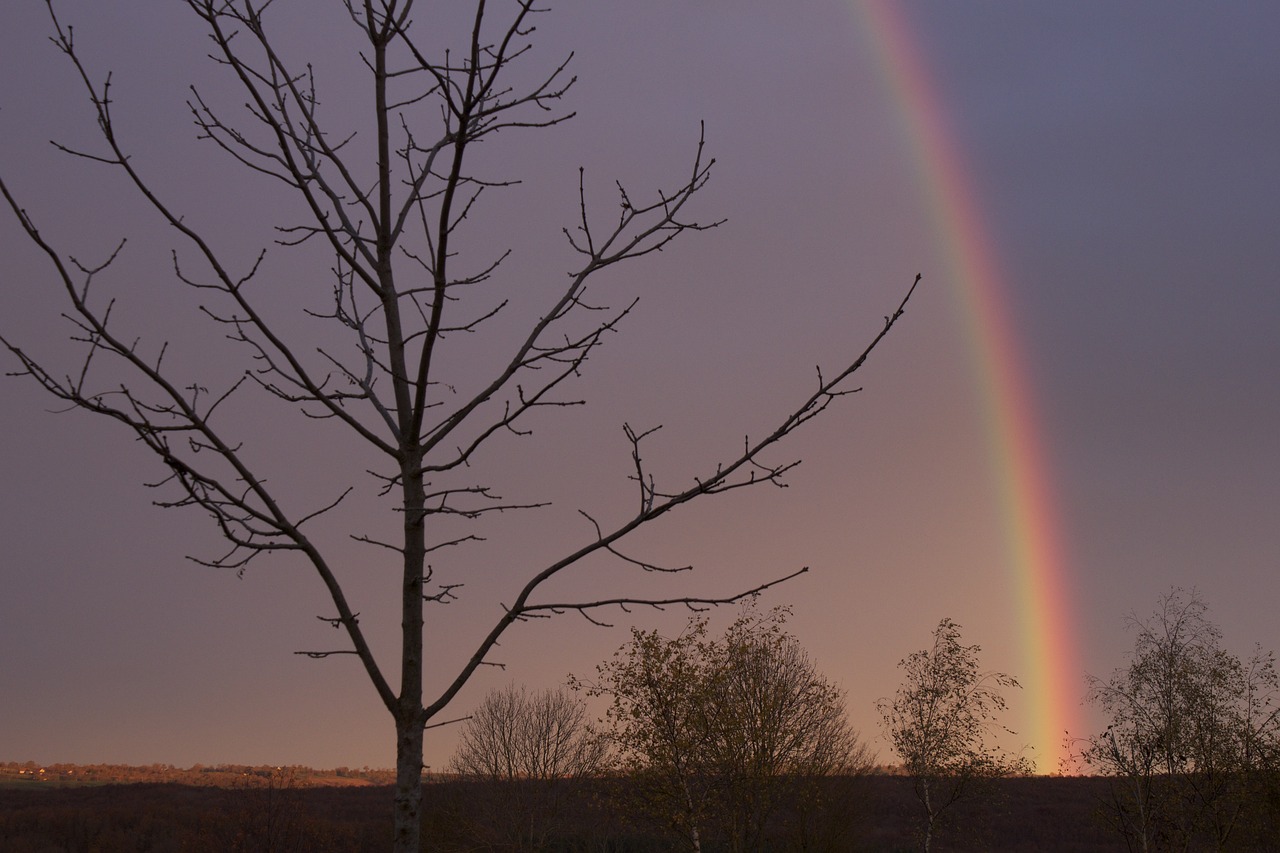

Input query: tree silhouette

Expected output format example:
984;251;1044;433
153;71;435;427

1;2;918;849
1082;588;1280;850
878;618;1030;852
580;604;868;851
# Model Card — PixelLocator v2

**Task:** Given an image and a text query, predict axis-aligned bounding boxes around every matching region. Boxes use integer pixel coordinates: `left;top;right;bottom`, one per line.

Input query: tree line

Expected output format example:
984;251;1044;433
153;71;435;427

444;590;1280;852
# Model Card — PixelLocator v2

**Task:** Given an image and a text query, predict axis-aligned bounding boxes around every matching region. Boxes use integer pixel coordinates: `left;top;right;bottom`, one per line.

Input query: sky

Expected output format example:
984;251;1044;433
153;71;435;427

1;2;1277;774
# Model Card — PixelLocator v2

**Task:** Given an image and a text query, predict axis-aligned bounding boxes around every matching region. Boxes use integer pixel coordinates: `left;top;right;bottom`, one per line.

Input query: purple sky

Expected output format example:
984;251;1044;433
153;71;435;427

2;2;1277;772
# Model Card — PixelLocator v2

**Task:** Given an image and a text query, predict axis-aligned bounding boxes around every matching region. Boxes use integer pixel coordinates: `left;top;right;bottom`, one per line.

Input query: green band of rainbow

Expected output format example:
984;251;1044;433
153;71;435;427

854;0;1081;772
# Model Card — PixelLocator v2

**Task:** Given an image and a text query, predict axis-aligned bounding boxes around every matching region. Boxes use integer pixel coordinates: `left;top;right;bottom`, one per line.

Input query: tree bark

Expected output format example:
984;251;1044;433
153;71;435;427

394;711;424;852
393;460;427;851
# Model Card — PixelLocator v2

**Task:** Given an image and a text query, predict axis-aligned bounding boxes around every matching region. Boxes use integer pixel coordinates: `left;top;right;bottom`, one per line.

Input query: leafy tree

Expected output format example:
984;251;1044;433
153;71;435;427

1081;588;1280;851
579;604;869;852
447;684;606;850
878;618;1031;852
713;609;871;851
0;3;917;850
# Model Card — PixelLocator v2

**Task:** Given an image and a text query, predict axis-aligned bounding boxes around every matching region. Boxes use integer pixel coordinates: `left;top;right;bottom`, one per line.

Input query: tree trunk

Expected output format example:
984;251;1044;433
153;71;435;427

922;778;934;853
394;713;424;852
393;464;427;852
683;779;703;853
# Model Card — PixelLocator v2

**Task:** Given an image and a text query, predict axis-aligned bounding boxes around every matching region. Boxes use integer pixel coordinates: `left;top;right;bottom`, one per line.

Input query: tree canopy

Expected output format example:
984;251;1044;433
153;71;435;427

579;603;869;851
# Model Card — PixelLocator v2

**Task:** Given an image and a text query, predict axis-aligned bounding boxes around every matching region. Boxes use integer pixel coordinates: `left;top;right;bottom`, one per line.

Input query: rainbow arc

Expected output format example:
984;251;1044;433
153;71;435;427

855;0;1080;772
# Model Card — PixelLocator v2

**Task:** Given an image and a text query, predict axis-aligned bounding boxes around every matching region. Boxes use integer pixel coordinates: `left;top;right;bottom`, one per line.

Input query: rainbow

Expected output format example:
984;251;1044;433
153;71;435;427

853;1;1080;772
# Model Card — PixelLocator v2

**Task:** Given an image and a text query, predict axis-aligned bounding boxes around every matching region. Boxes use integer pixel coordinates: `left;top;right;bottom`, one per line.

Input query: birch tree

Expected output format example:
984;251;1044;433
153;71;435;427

1082;589;1280;851
0;2;917;850
878;618;1030;852
580;604;868;851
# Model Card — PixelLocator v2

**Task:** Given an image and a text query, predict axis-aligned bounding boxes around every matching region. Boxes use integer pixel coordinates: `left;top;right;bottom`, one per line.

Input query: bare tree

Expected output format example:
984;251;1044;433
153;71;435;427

1081;588;1280;851
0;2;917;850
877;618;1030;853
579;603;869;852
448;684;605;849
450;684;606;781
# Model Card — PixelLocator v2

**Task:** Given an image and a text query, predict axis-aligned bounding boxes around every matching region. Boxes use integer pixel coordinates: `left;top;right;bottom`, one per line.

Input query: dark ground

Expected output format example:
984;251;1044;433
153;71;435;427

0;774;1132;852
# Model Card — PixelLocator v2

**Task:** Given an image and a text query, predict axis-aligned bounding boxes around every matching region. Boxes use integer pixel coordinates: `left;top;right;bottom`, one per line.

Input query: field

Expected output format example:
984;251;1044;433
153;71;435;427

0;764;1129;851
